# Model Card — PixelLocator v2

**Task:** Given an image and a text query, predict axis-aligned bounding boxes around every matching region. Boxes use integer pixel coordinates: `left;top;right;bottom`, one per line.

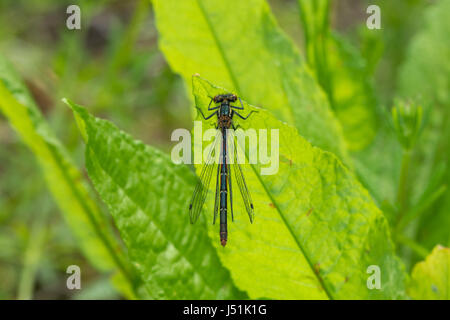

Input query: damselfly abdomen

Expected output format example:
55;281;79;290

189;93;256;247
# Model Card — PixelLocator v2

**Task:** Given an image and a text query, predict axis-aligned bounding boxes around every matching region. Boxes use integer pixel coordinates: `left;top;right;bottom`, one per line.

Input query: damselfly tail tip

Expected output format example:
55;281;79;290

221;239;227;247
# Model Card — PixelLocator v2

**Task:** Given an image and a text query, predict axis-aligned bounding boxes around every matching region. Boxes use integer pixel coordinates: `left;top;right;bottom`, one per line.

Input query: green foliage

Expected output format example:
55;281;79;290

351;128;401;208
325;33;378;151
66;99;245;299
152;0;348;163
370;0;431;103
298;0;378;151
63;76;409;299
0;0;449;300
0;55;136;293
398;0;450;107
397;0;450;251
391;101;424;152
193;76;406;299
407;246;450;300
297;0;330;69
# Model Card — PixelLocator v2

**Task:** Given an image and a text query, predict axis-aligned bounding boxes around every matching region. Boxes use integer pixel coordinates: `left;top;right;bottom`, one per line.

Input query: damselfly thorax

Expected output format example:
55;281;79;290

216;94;235;129
189;93;256;247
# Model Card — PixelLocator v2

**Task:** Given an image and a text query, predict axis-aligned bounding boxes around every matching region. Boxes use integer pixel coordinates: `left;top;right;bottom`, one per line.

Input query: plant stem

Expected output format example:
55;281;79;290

395;150;411;229
398;184;447;231
396;234;429;259
17;215;48;299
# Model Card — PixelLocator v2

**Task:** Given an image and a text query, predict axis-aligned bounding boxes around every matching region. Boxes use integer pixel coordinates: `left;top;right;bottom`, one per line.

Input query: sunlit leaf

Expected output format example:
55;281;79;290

192;76;407;299
152;0;349;163
408;245;450;300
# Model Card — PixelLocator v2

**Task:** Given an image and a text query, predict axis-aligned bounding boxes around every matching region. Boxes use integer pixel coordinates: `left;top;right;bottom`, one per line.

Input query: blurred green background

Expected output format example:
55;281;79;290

0;0;446;299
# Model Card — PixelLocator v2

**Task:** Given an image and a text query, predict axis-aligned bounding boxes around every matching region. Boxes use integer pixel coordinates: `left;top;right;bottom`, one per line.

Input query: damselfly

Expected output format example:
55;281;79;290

189;93;256;247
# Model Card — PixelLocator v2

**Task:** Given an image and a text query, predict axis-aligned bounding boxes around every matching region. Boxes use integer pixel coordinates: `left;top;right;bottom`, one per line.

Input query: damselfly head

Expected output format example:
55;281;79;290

214;93;237;103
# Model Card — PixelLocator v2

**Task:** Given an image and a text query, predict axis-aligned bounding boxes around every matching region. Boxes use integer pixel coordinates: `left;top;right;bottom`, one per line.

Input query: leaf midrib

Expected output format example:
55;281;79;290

195;0;242;94
229;121;333;299
192;2;334;298
248;156;333;300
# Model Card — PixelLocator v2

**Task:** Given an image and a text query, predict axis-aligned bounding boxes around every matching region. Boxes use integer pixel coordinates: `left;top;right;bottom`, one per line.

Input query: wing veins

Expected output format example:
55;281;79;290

189;130;221;223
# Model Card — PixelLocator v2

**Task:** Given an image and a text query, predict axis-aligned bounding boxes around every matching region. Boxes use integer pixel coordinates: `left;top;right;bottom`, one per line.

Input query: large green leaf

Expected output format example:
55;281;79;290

407;245;450;300
67;100;245;299
152;0;349;163
192;76;406;299
0;56;135;288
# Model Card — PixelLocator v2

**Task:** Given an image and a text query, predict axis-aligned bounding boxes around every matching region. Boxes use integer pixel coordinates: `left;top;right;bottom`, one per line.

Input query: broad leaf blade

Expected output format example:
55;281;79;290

0;56;133;281
408;245;450;300
152;0;349;163
68;101;245;299
193;76;406;299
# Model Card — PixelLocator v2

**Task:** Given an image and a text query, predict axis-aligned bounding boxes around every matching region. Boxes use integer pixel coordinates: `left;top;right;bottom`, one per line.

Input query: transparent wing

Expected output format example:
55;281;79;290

189;130;221;224
230;130;254;223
